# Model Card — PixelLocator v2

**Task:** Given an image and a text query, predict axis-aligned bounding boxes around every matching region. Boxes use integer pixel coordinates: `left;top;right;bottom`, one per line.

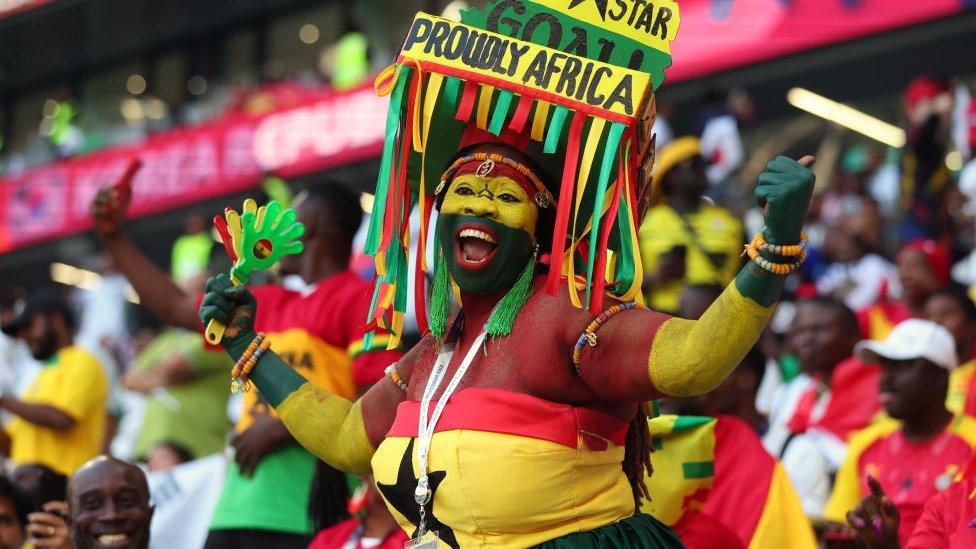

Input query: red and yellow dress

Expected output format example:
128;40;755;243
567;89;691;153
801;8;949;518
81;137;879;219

370;388;638;547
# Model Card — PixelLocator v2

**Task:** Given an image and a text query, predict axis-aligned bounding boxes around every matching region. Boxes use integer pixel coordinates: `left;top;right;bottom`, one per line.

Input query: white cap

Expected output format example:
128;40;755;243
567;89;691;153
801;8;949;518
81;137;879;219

855;319;958;371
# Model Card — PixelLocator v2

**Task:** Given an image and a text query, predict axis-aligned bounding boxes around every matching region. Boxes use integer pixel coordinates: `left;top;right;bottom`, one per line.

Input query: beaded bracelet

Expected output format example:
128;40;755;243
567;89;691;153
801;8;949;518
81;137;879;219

571;302;640;374
751;231;809;257
231;333;271;393
384;363;408;393
745;244;806;276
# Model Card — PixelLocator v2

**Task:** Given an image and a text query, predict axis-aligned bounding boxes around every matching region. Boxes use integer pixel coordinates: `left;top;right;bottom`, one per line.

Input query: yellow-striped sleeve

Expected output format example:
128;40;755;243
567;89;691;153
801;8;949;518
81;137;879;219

276;382;375;475
648;282;773;397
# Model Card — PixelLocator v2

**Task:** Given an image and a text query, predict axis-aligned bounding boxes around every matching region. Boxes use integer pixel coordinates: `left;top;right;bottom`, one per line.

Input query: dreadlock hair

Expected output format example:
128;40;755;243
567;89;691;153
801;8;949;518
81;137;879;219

307;459;351;531
622;402;654;510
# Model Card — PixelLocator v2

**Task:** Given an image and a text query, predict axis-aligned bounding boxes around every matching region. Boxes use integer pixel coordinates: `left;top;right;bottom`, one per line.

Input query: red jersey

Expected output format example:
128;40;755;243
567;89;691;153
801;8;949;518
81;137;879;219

234;272;399;432
308;518;408;549
907;477;976;548
825;416;976;544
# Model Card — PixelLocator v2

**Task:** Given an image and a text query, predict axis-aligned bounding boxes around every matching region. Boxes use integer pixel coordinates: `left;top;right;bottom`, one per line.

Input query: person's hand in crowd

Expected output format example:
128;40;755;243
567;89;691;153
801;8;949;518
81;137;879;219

91;159;139;239
27;501;75;549
846;476;900;549
199;274;258;350
755;155;815;245
232;406;293;478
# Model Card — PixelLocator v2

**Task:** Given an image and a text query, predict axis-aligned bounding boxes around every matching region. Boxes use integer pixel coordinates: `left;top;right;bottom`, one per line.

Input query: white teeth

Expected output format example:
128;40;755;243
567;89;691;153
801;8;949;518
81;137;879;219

97;533;130;546
458;229;496;244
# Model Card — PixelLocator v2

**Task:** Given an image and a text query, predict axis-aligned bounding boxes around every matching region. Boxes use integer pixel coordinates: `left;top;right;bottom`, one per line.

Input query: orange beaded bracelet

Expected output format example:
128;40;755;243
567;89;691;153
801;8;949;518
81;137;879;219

571;302;641;374
231;333;271;393
751;232;809;257
744;243;806;276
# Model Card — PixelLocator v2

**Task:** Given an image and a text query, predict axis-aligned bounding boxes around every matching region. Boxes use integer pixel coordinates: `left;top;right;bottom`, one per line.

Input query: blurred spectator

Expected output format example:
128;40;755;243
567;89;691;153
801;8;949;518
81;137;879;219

66;456;152;549
0;475;27;549
0;290;108;476
170;215;214;285
850;452;976;547
145;442;194;472
308;476;407;549
763;298;863;516
75;254;129;355
925;286;976;417
884;77;954;240
858;239;949;340
640;137;744;313
10;464;67;515
694;89;745;186
324;17;370;92
0;288;40;426
123;274;231;462
824;319;975;544
816;212;897;311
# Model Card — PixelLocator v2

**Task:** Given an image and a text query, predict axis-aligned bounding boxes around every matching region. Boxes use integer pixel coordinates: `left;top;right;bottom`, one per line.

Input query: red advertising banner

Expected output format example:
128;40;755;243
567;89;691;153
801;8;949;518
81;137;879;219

0;82;388;253
0;0;52;20
668;0;972;83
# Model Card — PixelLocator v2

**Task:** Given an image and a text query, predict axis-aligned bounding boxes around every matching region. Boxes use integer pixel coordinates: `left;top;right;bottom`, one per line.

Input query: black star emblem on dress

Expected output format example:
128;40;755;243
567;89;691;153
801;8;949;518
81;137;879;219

568;0;609;20
377;438;458;548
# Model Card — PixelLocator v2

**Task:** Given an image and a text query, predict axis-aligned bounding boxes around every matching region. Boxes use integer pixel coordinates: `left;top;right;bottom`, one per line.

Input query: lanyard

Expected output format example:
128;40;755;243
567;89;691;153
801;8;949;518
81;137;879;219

413;326;486;536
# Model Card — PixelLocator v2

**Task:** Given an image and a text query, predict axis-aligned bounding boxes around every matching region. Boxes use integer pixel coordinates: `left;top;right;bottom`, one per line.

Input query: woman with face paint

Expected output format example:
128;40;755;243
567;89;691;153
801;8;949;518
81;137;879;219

199;150;814;548
198;5;816;547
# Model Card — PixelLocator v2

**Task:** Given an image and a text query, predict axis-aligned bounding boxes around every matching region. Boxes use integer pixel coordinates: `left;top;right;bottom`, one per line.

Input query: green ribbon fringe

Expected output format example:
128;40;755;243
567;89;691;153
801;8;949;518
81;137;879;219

429;247;452;339
486;252;537;339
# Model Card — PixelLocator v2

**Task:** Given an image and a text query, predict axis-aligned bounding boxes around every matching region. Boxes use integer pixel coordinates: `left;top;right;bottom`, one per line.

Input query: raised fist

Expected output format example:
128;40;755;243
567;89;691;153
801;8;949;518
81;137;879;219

755;155;815;245
91;185;130;238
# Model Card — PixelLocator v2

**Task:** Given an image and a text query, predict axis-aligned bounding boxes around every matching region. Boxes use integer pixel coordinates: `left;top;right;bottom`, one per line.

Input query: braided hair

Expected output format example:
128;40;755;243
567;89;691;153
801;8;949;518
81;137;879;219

622;403;654;510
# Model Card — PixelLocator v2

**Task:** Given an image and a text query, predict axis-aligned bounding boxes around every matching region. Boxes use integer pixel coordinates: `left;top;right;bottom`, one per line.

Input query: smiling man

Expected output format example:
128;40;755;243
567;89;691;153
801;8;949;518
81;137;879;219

67;456;152;549
825;319;976;544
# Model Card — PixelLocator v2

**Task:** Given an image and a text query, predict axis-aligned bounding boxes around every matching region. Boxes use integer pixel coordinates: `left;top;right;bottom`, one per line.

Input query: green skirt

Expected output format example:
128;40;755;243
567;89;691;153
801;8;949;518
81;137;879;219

533;514;684;548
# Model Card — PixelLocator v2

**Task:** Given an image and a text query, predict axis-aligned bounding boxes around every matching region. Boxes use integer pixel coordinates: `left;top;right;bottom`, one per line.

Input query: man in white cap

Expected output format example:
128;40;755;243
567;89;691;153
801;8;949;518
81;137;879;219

823;319;976;545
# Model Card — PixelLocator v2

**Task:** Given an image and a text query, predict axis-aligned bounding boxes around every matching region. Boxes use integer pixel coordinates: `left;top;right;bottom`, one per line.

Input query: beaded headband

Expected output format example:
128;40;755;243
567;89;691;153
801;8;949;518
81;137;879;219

437;152;556;209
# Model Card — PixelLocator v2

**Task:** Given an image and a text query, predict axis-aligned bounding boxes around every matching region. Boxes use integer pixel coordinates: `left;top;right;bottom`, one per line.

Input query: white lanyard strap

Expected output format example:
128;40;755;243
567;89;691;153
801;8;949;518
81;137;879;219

414;329;486;507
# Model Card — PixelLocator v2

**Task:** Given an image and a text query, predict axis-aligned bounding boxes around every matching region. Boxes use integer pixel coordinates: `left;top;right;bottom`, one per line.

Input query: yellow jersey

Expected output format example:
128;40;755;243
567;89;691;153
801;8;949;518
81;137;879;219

8;346;108;475
639;204;743;313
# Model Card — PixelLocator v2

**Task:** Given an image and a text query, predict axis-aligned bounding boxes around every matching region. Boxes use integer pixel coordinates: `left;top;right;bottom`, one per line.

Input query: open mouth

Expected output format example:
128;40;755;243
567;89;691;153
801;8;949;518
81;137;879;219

455;225;498;270
95;533;131;547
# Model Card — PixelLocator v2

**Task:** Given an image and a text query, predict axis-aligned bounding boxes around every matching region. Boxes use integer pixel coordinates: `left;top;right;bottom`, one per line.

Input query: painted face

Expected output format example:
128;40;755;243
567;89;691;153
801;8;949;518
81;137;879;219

437;173;539;295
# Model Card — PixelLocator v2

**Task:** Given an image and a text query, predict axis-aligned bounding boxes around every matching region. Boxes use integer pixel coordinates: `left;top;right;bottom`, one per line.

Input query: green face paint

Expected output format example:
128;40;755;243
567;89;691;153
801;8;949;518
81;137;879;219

436;213;535;295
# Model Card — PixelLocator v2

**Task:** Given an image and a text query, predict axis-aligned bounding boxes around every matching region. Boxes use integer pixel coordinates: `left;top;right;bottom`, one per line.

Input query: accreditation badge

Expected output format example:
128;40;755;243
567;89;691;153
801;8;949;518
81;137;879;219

405;531;441;548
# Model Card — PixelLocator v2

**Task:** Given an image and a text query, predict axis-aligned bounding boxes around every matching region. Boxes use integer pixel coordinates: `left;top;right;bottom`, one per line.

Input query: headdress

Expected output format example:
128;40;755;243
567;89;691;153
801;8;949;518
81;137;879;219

363;0;681;348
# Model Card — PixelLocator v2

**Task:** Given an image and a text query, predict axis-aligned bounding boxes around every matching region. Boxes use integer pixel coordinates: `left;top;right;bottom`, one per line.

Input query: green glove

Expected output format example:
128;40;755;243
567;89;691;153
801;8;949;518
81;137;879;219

198;273;306;407
199;274;258;359
736;156;815;307
755;156;815;244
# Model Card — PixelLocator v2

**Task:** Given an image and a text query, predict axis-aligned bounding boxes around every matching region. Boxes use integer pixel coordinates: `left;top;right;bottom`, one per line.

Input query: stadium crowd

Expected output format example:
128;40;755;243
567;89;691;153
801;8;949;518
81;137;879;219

0;73;975;548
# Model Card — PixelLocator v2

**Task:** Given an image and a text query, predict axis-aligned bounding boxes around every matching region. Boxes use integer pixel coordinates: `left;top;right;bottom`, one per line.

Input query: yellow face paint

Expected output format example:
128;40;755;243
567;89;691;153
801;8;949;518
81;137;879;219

440;174;539;236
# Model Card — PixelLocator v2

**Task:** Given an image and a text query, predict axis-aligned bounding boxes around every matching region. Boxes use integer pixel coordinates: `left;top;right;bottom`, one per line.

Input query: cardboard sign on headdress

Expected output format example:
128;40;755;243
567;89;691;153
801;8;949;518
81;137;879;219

364;0;680;348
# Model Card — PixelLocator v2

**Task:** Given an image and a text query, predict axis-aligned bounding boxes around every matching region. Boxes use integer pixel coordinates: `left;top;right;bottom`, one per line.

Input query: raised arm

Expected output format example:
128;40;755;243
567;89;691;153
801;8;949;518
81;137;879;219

199;275;409;474
579;156;814;401
92;185;200;329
